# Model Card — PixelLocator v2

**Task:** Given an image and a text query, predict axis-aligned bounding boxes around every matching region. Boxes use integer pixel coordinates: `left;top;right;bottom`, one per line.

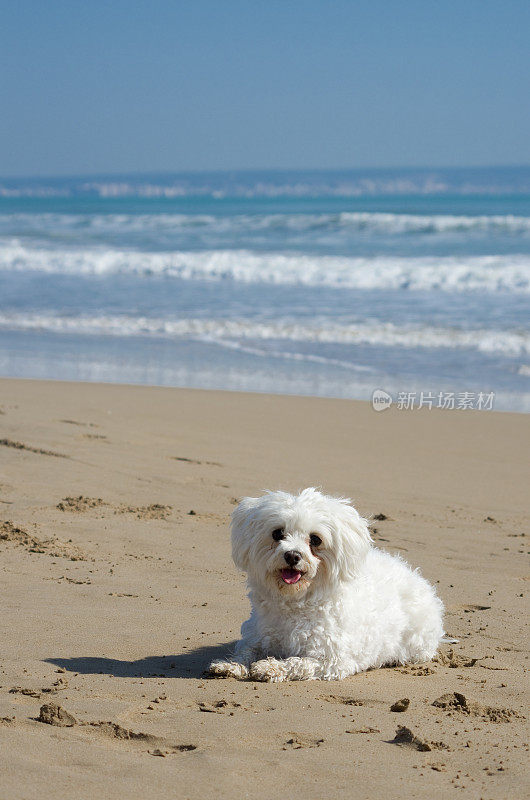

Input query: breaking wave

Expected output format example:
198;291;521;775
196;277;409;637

2;211;530;237
0;313;527;356
1;243;529;294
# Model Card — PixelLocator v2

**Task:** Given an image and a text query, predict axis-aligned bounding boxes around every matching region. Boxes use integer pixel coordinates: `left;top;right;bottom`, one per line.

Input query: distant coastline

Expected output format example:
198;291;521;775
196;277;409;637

2;165;530;199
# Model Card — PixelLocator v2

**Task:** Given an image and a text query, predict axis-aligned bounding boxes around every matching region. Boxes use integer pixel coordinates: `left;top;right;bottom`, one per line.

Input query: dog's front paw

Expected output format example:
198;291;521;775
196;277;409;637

207;660;249;680
249;657;288;683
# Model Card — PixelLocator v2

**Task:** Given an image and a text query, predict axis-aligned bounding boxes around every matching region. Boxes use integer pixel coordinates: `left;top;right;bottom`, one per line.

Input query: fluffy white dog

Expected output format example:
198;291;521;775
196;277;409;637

209;488;444;682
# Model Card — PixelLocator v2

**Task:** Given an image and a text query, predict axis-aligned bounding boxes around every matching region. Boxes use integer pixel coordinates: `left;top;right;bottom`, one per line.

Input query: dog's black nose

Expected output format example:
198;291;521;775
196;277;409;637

284;550;302;566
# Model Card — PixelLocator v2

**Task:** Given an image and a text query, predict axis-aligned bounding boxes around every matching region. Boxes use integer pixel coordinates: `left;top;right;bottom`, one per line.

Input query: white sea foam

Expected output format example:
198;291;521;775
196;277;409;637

2;211;530;236
1;242;530;294
0;313;527;356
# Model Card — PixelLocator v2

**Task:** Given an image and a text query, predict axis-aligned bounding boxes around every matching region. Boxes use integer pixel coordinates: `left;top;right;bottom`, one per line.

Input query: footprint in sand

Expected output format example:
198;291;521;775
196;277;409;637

0;521;86;560
198;700;242;713
0;438;68;458
346;727;380;734
397;664;436;676
36;709;197;754
171;456;221;467
391;726;448;752
117;504;172;520
322;695;367;707
57;496;107;512
283;735;324;750
59;419;98;428
432;692;520;723
390;698;410;712
56;497;172;520
37;704;77;727
435;649;478;668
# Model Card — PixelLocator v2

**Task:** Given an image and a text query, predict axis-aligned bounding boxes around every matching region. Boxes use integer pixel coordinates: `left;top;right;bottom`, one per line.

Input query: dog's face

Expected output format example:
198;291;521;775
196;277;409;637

231;488;371;598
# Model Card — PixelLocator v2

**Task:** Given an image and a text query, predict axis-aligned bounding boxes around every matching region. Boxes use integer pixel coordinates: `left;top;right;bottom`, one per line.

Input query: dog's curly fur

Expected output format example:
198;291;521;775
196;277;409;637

209;488;444;682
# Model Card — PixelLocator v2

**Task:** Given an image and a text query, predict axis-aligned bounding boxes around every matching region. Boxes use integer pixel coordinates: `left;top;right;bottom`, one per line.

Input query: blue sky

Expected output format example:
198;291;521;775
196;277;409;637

2;0;529;176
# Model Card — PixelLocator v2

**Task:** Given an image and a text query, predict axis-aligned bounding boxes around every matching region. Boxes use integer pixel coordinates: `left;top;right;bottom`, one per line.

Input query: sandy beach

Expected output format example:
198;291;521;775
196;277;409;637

0;377;528;799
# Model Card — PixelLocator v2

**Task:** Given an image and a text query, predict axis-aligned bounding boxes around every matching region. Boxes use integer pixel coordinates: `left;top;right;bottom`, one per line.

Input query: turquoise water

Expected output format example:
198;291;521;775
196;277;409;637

1;168;529;410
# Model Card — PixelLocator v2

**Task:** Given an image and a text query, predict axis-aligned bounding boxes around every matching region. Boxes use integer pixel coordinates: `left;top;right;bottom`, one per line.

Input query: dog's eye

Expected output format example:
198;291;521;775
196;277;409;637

310;534;322;548
272;528;284;541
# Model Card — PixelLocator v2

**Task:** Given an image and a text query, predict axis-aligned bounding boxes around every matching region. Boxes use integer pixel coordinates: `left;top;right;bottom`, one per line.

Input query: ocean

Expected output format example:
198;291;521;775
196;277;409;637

1;167;529;411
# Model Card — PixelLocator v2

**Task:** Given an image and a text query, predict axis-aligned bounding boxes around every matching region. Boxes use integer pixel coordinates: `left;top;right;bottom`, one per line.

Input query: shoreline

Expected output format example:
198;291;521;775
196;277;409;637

1;369;528;414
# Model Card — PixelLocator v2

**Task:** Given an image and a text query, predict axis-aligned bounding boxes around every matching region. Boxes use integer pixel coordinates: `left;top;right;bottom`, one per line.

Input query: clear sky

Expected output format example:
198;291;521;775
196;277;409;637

2;0;529;177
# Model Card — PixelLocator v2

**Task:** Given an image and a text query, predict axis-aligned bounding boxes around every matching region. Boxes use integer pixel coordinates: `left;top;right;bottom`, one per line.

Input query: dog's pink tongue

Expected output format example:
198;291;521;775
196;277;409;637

281;568;301;584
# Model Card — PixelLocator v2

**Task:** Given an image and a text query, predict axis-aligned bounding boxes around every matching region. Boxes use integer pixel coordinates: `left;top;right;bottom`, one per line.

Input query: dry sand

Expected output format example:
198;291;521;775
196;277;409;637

0;377;528;799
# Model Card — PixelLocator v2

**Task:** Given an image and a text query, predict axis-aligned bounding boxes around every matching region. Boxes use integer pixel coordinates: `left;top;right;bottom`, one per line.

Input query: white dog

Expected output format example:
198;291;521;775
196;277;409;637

209;488;444;682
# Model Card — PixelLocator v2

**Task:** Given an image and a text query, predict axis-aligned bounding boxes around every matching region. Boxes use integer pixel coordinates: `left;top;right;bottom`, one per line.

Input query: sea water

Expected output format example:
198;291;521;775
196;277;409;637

0;167;529;411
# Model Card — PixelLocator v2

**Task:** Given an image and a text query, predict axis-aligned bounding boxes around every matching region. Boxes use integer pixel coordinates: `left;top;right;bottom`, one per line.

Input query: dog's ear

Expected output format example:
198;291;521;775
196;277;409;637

333;499;372;581
231;496;260;572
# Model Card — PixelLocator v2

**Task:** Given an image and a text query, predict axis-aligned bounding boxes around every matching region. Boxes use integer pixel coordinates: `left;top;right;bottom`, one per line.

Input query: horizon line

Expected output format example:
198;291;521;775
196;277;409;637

2;163;530;183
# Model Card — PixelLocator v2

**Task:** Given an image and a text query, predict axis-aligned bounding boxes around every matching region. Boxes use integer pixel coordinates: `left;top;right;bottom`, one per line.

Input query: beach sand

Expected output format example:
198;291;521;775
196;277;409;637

0;377;528;799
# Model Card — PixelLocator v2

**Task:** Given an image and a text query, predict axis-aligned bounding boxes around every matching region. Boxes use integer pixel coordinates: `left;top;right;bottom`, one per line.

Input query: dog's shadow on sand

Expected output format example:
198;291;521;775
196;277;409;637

44;641;238;679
